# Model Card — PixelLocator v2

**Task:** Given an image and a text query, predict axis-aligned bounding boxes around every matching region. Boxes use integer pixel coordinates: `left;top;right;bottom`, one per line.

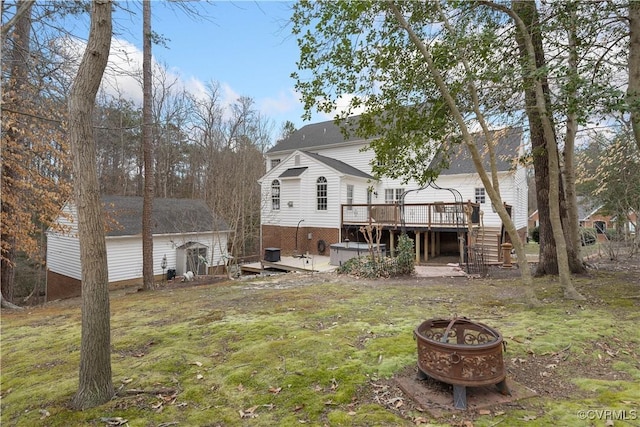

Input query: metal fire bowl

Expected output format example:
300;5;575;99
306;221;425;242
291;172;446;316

414;318;506;387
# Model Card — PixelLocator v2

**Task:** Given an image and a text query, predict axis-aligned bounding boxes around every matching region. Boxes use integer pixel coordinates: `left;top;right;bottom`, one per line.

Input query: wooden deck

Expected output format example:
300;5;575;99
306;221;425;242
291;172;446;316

240;255;336;275
341;202;480;229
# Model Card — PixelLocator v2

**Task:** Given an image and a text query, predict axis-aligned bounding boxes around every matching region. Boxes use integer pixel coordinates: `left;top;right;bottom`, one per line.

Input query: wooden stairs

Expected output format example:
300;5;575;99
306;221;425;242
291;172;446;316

472;226;502;264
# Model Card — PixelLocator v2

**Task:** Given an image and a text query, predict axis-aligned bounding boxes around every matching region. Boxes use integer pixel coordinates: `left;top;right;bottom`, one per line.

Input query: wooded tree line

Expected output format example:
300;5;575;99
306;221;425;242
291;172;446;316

1;1;289;304
92;84;276;257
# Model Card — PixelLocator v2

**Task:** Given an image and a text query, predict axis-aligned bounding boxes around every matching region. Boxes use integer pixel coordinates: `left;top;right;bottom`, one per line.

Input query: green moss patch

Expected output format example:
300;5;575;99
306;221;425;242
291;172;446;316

2;266;639;426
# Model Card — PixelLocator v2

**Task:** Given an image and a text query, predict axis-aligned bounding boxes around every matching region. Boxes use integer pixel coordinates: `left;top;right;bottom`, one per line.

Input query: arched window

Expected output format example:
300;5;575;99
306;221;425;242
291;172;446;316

317;176;327;210
271;180;280;210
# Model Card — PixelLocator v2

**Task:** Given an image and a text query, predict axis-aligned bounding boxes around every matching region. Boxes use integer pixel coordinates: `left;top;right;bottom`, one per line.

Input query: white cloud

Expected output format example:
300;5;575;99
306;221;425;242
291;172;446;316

220;82;241;108
317;93;368;121
68;35;306;131
258;88;300;116
101;38;144;104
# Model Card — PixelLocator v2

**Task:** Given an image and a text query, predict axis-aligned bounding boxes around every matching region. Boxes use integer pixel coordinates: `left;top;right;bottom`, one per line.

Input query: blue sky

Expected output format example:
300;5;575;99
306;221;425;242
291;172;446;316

109;1;326;136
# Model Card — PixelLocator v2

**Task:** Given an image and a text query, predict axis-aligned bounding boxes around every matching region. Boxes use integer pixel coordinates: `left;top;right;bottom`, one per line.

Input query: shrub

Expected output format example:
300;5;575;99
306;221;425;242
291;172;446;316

394;233;415;275
337;233;415;278
530;226;540;243
580;227;597;246
531;226;596;246
604;228;625;241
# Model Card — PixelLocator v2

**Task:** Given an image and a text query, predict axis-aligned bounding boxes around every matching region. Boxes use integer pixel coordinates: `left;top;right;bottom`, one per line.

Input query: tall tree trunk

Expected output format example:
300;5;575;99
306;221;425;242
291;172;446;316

507;1;584;299
512;0;558;276
389;3;539;307
142;0;155;290
1;0;33;304
69;0;114;410
562;2;586;274
512;0;585;278
629;0;640;151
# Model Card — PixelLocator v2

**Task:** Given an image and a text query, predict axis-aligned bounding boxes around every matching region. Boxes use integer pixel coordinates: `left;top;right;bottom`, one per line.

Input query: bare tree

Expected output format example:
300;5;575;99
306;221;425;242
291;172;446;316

0;0;34;39
68;0;114;409
386;3;539;304
629;0;640;151
151;63;192;198
142;0;154;290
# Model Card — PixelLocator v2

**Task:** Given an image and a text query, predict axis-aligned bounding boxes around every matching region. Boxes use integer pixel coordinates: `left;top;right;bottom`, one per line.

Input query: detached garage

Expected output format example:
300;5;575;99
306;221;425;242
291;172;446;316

46;196;231;300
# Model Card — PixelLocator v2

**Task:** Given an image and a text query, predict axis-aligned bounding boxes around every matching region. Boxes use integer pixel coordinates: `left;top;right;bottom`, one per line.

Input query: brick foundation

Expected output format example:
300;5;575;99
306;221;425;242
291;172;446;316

262;225;339;256
46;267;225;301
46;270;82;301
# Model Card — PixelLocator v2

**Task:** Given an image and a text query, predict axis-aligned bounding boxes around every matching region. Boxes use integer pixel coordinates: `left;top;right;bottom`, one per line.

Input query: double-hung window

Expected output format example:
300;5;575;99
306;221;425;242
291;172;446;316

271;180;280;210
317;177;328;210
385;188;404;204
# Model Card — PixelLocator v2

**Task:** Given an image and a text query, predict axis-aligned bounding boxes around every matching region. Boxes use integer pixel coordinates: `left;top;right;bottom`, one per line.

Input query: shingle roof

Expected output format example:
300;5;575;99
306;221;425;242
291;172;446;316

576;196;602;220
279;167;308;178
101;196;229;237
268;117;363;153
270;116;522;175
436;128;523;175
304;152;373;179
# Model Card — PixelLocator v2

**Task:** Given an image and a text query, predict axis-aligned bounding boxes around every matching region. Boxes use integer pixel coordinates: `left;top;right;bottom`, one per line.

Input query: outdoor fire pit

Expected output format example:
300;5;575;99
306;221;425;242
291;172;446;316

414;317;509;409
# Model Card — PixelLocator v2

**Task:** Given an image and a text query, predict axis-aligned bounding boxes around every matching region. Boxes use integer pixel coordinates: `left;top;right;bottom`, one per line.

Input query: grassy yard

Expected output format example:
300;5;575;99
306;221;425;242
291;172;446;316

1;262;639;426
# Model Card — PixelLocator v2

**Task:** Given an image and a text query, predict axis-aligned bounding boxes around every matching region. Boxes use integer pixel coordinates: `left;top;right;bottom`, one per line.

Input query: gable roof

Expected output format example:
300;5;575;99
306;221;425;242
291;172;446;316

268;117;364;154
279;167;308;178
304;152;373;179
271;115;523;175
436;127;523;175
577;197;604;221
101;196;229;237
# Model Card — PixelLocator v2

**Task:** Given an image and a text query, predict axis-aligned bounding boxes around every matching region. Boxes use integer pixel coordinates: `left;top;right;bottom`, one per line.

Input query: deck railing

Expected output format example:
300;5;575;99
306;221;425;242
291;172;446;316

341;202;481;229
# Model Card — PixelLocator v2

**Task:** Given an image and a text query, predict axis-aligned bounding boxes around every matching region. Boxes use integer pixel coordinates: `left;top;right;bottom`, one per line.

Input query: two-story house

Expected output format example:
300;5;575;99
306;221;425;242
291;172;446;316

258;118;528;266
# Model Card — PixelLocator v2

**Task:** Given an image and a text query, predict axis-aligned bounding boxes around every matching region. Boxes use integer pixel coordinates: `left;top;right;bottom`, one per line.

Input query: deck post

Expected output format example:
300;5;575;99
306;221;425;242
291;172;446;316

415;231;421;264
389;230;395;257
424;231;429;261
431;230;436;258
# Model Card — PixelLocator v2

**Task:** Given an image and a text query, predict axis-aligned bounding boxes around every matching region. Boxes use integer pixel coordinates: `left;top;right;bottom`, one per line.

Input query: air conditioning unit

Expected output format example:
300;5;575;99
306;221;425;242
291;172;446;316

264;247;281;262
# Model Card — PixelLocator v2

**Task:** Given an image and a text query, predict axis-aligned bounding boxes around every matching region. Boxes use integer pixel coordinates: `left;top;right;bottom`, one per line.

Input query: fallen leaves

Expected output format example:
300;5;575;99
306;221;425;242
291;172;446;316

239;405;259;419
100;417;128;426
268;386;282;394
413;415;429;425
239;403;276;419
150;391;179;413
388;397;404;408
